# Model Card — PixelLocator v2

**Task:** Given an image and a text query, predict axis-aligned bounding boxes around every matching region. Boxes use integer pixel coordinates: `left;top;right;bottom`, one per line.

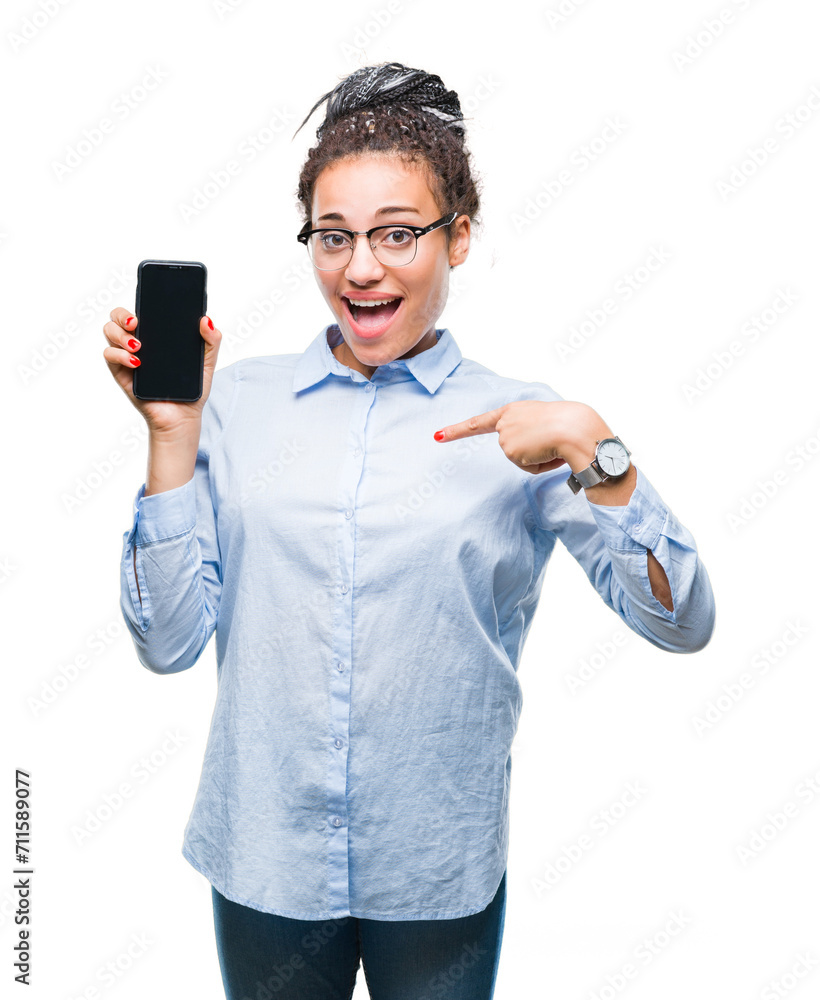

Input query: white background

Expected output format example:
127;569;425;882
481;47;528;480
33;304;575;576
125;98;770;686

4;0;820;997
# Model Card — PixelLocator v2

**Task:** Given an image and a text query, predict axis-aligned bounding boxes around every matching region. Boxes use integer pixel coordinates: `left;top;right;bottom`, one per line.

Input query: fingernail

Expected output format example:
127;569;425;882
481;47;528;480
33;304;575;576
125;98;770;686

127;338;140;350
128;356;141;367
207;316;214;330
126;316;135;326
434;430;445;441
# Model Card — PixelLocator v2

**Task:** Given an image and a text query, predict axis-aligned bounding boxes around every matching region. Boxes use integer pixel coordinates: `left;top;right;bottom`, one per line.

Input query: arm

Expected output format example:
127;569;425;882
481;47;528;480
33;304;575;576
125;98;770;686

132;422;201;606
120;428;222;675
563;437;672;611
524;443;715;654
433;392;715;654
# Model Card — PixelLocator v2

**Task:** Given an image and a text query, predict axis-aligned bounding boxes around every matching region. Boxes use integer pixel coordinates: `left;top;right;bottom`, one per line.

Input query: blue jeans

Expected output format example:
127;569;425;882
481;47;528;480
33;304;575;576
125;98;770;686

211;871;506;1000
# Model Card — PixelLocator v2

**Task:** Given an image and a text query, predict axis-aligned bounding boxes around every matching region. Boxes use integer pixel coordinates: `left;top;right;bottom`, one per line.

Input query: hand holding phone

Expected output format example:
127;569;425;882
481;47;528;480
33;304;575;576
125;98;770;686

102;259;221;436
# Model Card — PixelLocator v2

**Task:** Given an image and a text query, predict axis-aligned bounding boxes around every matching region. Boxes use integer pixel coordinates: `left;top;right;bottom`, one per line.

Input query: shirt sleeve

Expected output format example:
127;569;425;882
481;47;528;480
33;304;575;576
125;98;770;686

119;368;237;674
514;382;716;653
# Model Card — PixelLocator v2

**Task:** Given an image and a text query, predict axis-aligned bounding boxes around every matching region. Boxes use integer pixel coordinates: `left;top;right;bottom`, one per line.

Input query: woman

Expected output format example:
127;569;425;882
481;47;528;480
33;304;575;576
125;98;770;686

104;62;715;1000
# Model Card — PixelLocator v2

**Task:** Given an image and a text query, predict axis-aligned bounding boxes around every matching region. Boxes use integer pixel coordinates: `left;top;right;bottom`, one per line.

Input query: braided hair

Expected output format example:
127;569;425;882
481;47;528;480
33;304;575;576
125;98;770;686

293;62;481;241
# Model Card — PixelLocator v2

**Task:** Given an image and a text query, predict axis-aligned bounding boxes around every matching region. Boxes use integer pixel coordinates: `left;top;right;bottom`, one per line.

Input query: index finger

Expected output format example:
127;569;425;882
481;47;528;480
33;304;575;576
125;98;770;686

433;406;506;442
109;306;138;331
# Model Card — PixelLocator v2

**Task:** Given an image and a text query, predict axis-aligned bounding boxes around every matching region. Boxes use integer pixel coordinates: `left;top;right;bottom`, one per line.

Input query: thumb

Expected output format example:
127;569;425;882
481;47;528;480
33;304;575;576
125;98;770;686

200;315;221;354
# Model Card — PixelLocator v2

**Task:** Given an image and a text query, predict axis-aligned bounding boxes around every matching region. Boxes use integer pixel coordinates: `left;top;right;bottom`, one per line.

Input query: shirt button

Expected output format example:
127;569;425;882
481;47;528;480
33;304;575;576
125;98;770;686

337;661;344;671
388;362;398;369
334;738;343;749
344;508;353;519
332;817;343;827
353;448;361;457
365;383;374;392
340;584;348;594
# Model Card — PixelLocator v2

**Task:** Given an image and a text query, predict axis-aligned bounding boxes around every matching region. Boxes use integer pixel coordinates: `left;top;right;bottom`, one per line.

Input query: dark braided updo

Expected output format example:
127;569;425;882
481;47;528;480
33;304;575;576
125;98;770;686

293;62;481;243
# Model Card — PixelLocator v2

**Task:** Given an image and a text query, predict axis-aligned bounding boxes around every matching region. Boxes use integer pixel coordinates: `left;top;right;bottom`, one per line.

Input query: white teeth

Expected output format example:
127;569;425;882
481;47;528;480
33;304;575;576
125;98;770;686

347;298;399;307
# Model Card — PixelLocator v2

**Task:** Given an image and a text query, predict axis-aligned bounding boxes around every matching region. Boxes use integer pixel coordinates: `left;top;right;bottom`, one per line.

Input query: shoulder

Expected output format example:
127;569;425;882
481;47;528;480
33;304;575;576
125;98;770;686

449;355;565;405
214;351;303;383
209;352;304;398
199;352;300;450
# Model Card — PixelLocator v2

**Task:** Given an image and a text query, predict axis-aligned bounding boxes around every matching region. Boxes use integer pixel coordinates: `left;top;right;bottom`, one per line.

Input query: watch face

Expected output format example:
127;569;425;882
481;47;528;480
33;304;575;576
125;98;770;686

597;439;630;477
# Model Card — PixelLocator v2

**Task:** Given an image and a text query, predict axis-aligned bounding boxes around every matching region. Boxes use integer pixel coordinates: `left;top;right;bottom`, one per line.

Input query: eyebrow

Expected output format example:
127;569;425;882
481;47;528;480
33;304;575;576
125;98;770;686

316;206;423;223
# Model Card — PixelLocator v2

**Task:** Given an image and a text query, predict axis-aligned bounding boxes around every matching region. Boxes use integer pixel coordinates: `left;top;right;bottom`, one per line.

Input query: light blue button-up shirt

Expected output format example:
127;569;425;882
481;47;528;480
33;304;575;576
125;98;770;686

119;323;715;921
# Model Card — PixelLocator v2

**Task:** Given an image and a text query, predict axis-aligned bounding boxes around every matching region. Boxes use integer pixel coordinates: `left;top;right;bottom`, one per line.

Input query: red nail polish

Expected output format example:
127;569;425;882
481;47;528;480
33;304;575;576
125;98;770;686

129;356;140;367
434;430;445;441
127;338;140;350
207;316;214;330
126;316;135;326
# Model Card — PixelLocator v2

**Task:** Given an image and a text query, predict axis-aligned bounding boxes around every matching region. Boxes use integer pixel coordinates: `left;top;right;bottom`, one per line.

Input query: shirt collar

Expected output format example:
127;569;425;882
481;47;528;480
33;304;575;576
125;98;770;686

292;324;463;395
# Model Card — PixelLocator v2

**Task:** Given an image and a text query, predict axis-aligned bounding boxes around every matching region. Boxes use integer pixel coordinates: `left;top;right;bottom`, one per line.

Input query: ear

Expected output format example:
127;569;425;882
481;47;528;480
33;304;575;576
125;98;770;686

448;214;471;268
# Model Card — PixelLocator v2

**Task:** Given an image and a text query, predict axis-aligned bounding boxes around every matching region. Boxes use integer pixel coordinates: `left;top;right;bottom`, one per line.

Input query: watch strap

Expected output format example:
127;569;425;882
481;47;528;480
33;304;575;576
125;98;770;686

567;463;606;494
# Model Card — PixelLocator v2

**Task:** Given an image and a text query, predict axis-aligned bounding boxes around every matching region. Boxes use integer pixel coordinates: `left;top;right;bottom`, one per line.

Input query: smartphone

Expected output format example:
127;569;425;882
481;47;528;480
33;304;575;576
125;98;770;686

133;259;207;402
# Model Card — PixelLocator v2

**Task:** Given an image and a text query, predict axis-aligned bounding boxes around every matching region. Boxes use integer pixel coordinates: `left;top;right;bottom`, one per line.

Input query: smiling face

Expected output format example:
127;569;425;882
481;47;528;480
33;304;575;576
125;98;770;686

309;152;470;379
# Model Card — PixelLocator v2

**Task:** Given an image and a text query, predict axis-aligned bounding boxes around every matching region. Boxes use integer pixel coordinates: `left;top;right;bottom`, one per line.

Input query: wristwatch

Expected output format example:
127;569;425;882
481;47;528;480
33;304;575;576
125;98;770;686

567;436;632;494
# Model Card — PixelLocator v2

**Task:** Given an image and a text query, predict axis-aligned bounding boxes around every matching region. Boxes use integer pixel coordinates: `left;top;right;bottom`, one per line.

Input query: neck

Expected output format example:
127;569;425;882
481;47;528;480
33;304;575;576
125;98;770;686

331;341;376;380
331;327;439;380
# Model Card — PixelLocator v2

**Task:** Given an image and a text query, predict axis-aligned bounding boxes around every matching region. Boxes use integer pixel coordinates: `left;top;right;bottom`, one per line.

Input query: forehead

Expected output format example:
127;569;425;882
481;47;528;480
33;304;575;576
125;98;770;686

311;153;440;221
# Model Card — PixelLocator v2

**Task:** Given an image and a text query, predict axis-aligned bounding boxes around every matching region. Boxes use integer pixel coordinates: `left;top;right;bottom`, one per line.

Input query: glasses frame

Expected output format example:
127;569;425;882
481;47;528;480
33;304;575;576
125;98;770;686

296;212;458;270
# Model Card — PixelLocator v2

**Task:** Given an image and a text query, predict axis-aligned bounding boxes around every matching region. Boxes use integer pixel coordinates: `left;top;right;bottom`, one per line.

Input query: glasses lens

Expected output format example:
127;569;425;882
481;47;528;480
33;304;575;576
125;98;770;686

308;231;353;269
305;227;419;269
371;227;417;266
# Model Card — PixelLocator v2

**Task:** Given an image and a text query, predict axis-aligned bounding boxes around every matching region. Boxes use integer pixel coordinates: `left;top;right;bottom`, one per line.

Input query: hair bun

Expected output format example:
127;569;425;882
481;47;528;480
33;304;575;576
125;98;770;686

294;62;466;140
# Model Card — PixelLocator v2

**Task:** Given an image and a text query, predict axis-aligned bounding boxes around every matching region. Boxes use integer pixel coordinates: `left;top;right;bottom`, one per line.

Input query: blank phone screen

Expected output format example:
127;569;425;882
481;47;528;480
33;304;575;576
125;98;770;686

134;261;206;401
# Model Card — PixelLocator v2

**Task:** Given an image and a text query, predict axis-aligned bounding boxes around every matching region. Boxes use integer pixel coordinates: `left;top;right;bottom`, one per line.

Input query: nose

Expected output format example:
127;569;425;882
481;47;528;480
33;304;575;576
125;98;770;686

344;234;386;284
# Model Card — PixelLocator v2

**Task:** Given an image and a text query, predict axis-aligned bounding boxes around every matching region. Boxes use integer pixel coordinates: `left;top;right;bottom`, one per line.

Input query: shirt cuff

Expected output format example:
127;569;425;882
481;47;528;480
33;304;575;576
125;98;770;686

128;476;197;546
583;465;668;552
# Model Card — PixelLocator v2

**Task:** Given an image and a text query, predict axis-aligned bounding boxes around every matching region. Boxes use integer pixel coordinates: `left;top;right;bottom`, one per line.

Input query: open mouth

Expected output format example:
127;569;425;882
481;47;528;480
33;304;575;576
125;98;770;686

342;296;403;338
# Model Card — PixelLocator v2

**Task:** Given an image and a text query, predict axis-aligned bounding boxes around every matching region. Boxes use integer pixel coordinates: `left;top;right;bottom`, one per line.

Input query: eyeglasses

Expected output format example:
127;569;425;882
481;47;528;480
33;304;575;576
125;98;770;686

296;212;457;270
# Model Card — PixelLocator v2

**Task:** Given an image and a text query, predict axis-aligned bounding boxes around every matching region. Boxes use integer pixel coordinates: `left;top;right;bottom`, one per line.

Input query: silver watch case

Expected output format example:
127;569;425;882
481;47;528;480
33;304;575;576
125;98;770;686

567;436;631;494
